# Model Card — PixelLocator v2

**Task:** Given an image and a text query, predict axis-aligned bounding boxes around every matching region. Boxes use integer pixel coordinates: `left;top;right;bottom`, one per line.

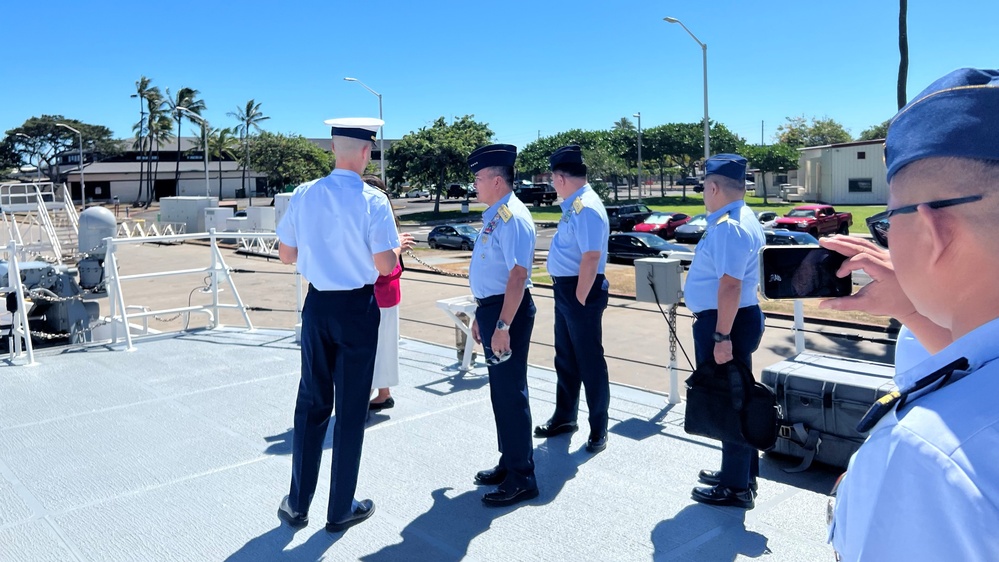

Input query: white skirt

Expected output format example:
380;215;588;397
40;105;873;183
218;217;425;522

372;305;400;389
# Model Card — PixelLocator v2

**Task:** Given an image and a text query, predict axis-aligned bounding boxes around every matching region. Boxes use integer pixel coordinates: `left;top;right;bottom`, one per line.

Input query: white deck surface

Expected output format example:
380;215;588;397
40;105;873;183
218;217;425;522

0;328;838;561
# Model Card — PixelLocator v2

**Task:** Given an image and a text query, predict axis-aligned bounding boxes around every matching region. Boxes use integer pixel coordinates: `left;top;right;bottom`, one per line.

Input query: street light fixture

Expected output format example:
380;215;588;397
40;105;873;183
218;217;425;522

56;123;85;209
664;17;710;167
633;112;643;203
174;106;211;198
343;77;386;186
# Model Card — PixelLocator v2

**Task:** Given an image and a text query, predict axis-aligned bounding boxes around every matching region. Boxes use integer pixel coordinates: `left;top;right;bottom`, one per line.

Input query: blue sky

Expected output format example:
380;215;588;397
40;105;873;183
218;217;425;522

3;0;997;149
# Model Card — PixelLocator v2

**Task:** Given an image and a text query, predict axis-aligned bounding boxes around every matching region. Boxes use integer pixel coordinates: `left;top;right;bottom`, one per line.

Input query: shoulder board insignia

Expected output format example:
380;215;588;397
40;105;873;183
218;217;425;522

715;212;730;225
572;197;585;214
498;204;513;222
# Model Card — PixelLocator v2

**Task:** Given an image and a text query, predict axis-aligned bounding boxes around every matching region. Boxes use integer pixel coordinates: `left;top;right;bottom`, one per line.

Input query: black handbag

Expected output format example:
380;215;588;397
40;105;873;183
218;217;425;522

683;360;778;450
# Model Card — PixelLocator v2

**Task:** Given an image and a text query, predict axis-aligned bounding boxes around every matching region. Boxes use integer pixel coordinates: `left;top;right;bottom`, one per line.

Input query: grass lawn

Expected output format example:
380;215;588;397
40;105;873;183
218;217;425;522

398;194;885;235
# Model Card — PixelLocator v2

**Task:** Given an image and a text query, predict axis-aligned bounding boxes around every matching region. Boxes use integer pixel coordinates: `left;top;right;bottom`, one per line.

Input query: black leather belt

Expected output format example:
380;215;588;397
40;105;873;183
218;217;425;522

475;294;504;307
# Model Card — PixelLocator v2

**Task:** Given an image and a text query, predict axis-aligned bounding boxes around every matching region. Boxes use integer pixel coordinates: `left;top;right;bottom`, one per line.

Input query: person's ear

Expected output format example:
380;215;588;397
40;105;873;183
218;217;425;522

918;204;954;265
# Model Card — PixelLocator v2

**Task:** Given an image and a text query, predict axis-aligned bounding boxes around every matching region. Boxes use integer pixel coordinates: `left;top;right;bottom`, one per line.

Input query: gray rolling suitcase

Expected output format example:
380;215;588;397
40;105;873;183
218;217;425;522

761;352;896;472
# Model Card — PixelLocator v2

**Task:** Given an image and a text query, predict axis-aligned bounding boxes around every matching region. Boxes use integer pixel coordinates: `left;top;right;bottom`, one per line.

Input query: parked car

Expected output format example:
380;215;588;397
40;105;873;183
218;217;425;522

606;204;654;232
757;210;778;229
404;189;429;198
773;204;853;237
427;224;479;250
446;183;476;199
677;176;701;186
515;183;558;206
632;212;692;239
607;233;693;265
673;213;708;244
764;229;820;246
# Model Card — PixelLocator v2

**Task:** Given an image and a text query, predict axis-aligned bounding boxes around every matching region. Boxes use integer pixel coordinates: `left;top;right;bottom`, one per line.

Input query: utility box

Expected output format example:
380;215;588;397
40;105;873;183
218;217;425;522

245;206;276;231
274;193;293;227
204;207;234;233
635;257;684;305
160;196;219;234
225;217;248;232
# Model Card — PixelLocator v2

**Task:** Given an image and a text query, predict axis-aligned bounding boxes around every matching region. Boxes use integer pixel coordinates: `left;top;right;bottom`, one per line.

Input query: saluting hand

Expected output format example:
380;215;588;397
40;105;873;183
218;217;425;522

400;232;416;251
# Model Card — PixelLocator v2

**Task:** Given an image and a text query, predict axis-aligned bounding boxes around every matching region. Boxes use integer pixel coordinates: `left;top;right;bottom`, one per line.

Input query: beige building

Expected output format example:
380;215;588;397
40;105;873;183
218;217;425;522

796;139;887;205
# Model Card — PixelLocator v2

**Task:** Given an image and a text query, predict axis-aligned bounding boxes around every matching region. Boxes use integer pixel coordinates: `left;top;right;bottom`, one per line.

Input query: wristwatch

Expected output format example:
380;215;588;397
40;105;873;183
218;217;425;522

712;332;731;343
496;319;511;331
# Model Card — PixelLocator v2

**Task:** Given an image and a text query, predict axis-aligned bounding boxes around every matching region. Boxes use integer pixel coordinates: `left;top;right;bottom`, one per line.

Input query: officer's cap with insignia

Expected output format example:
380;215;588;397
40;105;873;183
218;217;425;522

704;153;748;182
886;68;999;183
323;117;384;146
550;145;584;169
468;144;517;173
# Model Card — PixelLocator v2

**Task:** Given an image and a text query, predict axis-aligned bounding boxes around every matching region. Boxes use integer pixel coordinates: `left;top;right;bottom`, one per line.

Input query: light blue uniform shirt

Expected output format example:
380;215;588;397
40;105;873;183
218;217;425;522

683;200;765;313
546;184;609;277
830;316;999;561
469;191;536;299
276;169;399;291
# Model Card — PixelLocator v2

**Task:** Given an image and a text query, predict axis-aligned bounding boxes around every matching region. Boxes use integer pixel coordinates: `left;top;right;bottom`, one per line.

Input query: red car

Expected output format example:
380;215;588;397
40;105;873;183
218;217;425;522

632;212;692;239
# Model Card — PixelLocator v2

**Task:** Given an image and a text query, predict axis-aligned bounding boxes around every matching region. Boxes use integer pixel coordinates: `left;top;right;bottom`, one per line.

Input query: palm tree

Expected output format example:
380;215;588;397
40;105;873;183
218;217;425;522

897;0;908;109
132;76;156;206
166;87;206;192
613;117;636;131
147;111;175;207
228;100;270;198
141;88;166;207
197;127;240;197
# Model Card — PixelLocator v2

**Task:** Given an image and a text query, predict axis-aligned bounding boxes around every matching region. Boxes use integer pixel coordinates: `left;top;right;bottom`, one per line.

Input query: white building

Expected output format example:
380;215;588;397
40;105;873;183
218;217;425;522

796;139;887;205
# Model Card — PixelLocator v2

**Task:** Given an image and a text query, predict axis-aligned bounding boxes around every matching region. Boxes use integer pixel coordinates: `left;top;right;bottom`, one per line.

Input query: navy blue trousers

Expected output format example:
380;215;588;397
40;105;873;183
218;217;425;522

289;285;379;524
692;305;764;490
476;291;537;489
551;275;610;436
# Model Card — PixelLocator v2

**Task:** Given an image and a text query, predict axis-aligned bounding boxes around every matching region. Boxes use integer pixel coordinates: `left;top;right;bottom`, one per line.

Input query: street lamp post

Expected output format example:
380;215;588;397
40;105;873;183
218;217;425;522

343;77;385;186
633;112;643;203
664;17;710;166
56;123;85;209
174;106;211;198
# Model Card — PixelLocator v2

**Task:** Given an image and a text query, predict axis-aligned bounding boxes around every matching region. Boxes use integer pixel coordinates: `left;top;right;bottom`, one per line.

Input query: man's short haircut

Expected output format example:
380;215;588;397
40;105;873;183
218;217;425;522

553;162;588;178
706;174;745;193
485;165;514;187
332;135;370;156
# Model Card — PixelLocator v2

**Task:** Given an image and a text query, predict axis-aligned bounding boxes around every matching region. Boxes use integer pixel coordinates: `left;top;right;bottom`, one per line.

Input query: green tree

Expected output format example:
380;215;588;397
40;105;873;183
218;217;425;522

146;107;175;206
613;117;636;131
248;132;334;189
387;116;493;213
858;119;891;141
166;87;207;193
228;100;270;196
776;115;852;147
744;143;799;205
5;115;118;184
0;136;20;174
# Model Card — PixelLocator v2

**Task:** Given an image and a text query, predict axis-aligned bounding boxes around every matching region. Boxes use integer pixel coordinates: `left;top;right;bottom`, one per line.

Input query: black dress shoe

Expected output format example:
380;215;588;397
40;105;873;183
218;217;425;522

697;469;758;492
369;397;395;411
691;485;755;509
534;419;578;438
277;495;309;528
585;433;607;453
482;485;539;507
474;466;507;486
326;499;375;532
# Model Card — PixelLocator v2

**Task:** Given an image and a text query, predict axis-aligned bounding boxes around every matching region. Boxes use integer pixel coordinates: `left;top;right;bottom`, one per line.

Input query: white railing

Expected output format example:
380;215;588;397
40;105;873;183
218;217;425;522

103;229;262;350
1;241;37;366
116;220;188;239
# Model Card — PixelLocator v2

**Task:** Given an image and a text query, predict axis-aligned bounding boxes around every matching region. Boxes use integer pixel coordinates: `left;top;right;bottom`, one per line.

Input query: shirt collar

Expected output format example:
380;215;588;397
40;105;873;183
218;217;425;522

559;184;590;212
707;199;745;223
484;190;514;220
895;316;999;392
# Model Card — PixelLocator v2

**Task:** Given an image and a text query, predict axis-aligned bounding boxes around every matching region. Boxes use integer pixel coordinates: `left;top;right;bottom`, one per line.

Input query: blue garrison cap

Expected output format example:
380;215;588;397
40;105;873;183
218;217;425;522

704;153;747;182
468;144;517;173
550;145;584;169
886;68;999;183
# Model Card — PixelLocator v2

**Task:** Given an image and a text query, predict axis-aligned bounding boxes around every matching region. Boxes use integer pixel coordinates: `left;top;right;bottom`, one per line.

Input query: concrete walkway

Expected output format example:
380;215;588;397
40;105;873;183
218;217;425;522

0;328;838;561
